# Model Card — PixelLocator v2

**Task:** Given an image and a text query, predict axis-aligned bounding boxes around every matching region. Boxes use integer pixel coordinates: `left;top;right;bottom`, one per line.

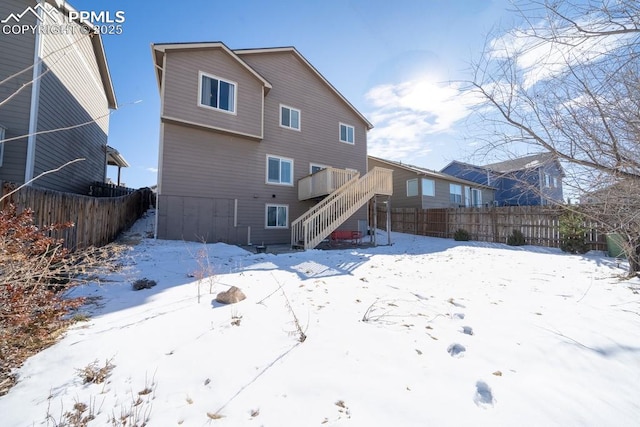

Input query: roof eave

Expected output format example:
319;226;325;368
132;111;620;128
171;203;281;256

50;0;117;109
152;42;273;93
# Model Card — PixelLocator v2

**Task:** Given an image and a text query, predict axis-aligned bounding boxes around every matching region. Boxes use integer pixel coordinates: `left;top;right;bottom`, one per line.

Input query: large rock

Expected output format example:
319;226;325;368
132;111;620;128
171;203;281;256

216;286;246;304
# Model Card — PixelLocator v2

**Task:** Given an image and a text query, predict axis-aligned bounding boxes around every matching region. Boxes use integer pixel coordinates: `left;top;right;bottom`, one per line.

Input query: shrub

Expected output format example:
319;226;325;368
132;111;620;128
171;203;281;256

0;204;114;396
453;229;470;241
559;211;590;254
507;229;526;246
0;206;83;382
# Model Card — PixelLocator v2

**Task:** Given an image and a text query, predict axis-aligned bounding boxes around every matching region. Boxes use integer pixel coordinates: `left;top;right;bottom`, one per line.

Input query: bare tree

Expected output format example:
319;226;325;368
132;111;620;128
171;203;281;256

469;0;640;276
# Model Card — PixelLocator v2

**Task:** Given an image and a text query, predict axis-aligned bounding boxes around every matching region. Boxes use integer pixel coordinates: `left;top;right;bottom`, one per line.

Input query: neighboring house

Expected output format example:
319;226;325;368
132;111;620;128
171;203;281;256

441;152;564;206
580;179;636;205
0;0;118;194
369;156;494;209
152;42;391;248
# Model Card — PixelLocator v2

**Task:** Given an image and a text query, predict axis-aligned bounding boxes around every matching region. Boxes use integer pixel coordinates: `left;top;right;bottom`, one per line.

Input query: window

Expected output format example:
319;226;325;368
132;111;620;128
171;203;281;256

280;105;300;130
422;178;435;197
266;204;288;228
0;126;5;167
471;188;482;206
553;177;558;188
266;155;293;185
543;173;551;188
310;163;328;174
199;72;236;113
406;179;418;197
339;123;354;144
449;184;462;204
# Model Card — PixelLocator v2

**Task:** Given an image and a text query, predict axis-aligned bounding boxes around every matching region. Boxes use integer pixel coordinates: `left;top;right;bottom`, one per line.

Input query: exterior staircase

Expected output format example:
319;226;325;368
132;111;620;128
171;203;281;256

291;167;393;250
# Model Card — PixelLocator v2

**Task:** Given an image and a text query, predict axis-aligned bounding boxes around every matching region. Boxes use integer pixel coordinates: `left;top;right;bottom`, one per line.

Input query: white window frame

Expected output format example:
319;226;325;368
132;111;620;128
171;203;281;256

421;178;435;197
310;163;328;174
280;104;301;131
406;178;418;197
339;123;355;144
449;183;462;204
0;126;5;167
266;155;294;186
197;71;237;114
265;204;288;229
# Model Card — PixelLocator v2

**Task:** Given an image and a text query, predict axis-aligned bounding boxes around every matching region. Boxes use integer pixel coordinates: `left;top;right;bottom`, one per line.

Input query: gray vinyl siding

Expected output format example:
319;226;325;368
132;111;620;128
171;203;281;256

368;157;495;209
158;48;369;244
32;9;109;194
0;0;35;184
162;49;264;138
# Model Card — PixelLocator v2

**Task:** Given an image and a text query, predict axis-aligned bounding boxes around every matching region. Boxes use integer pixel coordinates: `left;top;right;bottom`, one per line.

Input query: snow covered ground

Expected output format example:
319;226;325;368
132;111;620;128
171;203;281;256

1;210;639;426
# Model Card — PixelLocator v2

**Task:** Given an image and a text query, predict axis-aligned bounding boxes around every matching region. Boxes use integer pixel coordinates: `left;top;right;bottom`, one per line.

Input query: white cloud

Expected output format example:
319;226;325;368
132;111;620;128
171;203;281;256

365;75;483;161
489;20;633;89
146;167;158;173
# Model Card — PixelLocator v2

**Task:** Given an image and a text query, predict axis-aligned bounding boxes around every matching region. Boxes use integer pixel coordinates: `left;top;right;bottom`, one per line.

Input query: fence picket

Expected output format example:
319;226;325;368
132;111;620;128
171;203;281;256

1;183;152;251
376;205;608;251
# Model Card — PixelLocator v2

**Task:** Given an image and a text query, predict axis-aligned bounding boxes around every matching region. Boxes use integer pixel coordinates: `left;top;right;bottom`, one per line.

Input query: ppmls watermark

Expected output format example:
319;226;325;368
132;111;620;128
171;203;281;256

1;3;125;36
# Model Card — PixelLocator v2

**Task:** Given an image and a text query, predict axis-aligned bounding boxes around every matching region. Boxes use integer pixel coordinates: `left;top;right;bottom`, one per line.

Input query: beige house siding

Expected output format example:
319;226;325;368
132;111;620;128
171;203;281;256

162;49;264;139
156;46;370;244
33;8;110;193
368;156;495;210
0;0;35;184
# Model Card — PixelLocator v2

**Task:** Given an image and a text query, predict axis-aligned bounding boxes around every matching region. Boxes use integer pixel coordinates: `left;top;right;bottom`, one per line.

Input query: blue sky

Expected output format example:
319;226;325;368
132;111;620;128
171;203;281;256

69;0;515;189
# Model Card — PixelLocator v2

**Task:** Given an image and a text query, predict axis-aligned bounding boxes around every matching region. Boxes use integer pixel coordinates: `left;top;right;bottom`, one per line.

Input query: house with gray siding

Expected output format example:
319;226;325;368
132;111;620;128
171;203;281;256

152;42;392;248
0;0;117;194
369;156;494;209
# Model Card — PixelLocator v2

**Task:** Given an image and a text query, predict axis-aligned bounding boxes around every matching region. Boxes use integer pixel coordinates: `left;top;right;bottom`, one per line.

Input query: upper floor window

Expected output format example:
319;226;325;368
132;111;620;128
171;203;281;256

266;155;293;186
199;72;236;113
407;178;418;197
422;178;435;197
450;184;462;204
280;105;300;130
339;123;354;144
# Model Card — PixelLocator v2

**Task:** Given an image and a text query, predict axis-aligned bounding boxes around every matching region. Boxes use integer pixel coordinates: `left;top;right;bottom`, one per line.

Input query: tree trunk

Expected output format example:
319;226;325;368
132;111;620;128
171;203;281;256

628;239;640;277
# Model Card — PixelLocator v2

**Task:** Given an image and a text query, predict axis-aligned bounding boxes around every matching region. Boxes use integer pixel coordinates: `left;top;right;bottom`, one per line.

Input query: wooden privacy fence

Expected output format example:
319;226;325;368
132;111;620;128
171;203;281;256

1;182;152;250
376;205;608;251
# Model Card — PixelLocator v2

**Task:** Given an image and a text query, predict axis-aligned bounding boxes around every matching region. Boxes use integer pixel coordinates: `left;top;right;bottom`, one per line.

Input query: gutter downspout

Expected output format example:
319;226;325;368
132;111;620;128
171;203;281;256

24;0;45;185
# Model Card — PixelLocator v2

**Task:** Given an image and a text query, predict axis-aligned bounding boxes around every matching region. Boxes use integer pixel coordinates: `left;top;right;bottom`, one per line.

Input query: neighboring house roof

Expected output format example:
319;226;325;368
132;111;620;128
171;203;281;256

442;153;564;176
151;41;373;130
482;152;561;174
106;146;129;168
440;159;487;173
369;156;494;189
48;0;117;109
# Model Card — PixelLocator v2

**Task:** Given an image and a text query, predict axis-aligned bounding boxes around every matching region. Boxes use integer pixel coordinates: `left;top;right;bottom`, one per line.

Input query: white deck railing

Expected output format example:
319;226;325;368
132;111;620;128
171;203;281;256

291;167;393;249
297;168;360;200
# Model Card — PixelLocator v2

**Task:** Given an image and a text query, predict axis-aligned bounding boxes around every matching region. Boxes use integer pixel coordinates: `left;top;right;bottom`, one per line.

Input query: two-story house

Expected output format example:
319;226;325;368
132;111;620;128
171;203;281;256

369;156;494;208
152;42;391;248
441;152;564;206
0;0;119;194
